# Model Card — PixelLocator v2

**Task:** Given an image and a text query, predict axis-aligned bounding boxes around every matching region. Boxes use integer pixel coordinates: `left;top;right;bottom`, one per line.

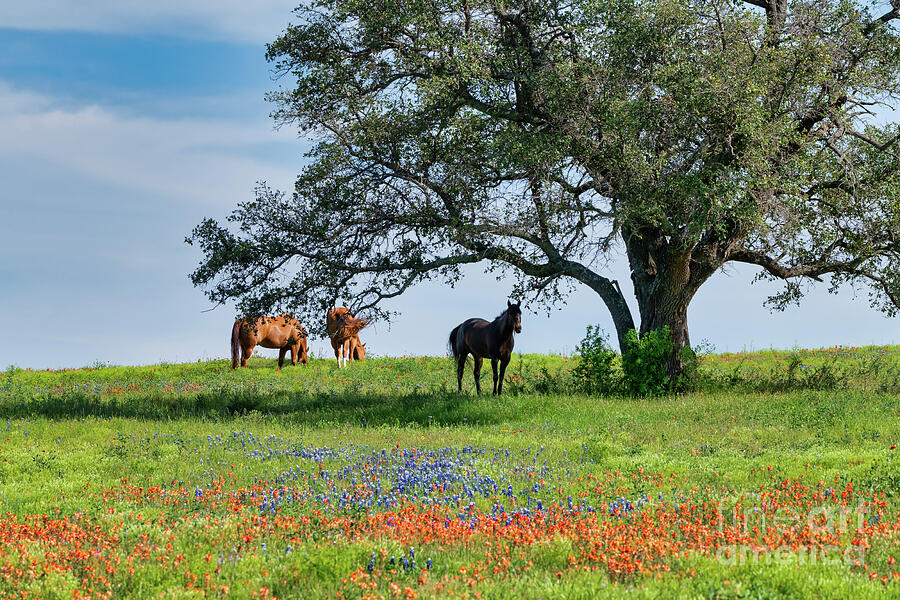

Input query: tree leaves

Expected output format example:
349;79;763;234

189;0;900;345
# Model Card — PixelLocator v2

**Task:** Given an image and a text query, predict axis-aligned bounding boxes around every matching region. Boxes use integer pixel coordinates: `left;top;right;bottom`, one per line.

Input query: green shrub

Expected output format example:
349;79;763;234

572;326;618;394
573;326;699;396
622;327;674;396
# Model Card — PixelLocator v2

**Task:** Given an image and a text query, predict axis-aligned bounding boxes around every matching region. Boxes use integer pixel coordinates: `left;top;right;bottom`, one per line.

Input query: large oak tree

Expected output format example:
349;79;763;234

189;0;900;376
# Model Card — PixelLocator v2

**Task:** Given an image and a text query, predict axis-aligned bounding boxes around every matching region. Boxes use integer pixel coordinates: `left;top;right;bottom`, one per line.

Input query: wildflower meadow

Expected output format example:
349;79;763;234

1;347;899;599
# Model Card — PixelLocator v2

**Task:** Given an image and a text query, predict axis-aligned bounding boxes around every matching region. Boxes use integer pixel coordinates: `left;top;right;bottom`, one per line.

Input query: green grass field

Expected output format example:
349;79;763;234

1;347;899;599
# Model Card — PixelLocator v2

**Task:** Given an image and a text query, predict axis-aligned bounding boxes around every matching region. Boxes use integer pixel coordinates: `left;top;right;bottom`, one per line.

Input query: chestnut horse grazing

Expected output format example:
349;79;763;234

448;300;522;395
326;307;368;367
231;315;309;371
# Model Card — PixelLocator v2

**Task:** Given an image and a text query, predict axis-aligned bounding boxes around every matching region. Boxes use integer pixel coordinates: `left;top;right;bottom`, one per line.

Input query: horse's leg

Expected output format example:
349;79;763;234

344;340;352;366
498;356;511;396
278;347;287;372
290;344;298;366
241;344;253;368
473;356;483;395
456;352;467;393
334;343;341;367
491;358;499;395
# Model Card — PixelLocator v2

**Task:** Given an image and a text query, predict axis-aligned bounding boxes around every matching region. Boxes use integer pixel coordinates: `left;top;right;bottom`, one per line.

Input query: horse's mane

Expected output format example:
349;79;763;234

334;314;368;339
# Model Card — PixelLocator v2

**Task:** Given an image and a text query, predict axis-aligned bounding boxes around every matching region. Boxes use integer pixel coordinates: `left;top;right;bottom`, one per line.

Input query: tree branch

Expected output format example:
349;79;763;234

729;244;896;281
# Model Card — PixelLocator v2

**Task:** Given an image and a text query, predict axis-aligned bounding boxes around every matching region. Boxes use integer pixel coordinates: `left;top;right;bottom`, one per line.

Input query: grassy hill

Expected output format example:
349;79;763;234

0;348;898;598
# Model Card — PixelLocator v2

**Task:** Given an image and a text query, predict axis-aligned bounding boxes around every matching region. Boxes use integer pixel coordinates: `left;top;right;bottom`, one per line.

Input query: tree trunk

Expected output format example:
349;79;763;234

639;295;691;380
563;260;637;351
598;280;637;353
624;231;699;381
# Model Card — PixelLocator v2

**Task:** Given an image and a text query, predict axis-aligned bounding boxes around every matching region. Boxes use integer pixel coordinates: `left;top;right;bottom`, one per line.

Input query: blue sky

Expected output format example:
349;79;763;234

0;4;897;369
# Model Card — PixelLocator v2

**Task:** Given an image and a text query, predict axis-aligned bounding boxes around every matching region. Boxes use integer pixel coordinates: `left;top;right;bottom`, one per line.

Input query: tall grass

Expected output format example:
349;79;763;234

0;348;898;599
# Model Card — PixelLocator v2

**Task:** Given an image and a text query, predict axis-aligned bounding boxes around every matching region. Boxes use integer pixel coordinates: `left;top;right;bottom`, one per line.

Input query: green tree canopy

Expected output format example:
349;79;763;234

189;0;900;375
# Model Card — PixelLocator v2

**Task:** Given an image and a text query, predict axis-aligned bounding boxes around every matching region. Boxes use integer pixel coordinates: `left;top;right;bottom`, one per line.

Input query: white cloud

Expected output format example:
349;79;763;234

0;81;298;208
0;84;54;114
0;1;298;44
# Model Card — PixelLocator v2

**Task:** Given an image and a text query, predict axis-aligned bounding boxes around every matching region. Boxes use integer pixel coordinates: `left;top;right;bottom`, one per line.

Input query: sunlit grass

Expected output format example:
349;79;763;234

0;349;899;598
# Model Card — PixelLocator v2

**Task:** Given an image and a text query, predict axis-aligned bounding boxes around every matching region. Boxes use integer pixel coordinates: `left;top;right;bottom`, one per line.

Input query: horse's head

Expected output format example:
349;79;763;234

507;300;522;333
300;337;310;364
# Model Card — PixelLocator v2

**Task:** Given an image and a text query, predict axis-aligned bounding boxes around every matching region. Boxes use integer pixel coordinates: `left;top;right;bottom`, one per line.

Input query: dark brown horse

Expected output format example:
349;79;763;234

448;300;522;395
231;314;309;371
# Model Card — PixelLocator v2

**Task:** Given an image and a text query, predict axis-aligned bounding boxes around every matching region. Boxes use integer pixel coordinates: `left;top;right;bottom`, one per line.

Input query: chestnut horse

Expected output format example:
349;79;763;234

448;300;522;395
326;308;367;361
231;315;309;370
326;307;368;367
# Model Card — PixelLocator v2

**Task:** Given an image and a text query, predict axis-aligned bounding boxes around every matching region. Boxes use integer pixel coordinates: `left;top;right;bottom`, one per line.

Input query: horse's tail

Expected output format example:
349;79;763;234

448;324;461;359
230;320;241;369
